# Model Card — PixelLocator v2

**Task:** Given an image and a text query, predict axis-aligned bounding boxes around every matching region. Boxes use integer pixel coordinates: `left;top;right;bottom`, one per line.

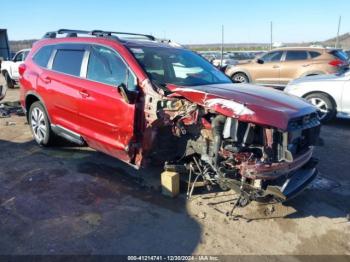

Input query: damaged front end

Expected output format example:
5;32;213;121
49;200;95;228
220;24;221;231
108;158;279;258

141;82;321;207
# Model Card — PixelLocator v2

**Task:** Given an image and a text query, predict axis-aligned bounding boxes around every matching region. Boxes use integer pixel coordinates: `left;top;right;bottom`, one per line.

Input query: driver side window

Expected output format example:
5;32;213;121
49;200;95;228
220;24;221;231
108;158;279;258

261;51;283;63
87;45;136;91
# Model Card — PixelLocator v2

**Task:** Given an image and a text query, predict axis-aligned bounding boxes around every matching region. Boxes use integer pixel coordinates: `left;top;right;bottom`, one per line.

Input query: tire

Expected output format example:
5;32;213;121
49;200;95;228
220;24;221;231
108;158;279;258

3;71;15;89
305;93;336;123
232;72;249;83
28;101;56;146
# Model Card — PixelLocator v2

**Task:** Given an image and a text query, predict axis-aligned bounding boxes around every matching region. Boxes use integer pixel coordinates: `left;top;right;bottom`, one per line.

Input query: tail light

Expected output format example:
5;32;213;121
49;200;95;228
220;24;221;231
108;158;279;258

329;59;347;67
18;63;26;76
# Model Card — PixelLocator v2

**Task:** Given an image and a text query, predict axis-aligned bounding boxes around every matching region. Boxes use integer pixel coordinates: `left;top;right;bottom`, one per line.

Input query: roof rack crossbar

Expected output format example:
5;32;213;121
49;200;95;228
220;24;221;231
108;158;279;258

109;31;156;41
57;29;90;35
90;30;155;41
43;29;91;39
42;29;156;41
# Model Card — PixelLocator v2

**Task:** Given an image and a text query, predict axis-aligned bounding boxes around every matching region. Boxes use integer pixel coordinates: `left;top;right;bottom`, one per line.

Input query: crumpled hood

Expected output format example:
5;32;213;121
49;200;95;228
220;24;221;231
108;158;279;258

168;83;317;130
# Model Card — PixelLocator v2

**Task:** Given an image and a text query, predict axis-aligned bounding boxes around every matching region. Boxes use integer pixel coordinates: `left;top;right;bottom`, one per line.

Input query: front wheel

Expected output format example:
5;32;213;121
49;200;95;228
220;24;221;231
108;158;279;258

305;93;336;123
28;101;56;146
232;73;249;83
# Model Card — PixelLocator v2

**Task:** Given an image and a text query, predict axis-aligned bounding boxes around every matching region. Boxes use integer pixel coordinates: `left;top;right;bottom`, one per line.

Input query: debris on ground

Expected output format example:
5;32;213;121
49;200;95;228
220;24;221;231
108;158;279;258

0;101;24;118
5;121;16;126
197;211;207;219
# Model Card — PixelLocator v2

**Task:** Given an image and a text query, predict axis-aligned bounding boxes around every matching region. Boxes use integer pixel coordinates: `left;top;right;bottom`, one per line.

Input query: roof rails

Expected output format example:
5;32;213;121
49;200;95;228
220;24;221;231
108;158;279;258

43;29;156;41
91;30;156;41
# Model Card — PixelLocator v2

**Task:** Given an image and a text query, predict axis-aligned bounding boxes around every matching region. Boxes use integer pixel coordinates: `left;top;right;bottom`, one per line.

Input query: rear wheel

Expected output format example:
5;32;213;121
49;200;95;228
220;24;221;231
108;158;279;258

232;72;249;83
3;71;15;89
28;101;56;146
305;93;336;123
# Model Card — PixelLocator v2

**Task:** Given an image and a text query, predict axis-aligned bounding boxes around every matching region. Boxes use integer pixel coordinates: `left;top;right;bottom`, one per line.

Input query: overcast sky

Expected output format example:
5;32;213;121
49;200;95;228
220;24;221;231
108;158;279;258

2;0;349;44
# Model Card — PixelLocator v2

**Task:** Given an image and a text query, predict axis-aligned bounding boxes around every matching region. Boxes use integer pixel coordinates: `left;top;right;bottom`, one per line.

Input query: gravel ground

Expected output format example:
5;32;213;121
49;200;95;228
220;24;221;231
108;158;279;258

0;81;349;256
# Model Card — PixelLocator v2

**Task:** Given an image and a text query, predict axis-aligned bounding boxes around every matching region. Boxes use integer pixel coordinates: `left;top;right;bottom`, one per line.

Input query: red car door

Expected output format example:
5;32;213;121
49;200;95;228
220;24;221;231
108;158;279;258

44;44;88;133
78;44;138;163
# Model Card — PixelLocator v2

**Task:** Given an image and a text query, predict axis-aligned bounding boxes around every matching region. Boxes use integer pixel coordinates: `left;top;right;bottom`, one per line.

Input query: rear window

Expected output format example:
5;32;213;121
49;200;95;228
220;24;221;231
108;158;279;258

330;50;349;61
309;51;321;58
285;51;308;61
33;46;54;68
52;49;85;76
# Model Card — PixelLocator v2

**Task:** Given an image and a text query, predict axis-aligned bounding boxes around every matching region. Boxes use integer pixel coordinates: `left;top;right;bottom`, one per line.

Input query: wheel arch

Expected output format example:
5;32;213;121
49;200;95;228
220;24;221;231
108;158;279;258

229;70;252;83
25;92;52;122
302;91;338;110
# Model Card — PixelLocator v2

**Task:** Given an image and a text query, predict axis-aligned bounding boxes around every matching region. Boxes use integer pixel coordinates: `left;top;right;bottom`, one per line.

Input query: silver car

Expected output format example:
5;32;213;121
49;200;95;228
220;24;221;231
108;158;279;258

284;71;350;122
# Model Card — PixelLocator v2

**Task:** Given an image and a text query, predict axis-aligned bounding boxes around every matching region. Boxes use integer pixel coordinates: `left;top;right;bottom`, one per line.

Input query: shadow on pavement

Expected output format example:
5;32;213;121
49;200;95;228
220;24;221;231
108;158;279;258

0;139;201;255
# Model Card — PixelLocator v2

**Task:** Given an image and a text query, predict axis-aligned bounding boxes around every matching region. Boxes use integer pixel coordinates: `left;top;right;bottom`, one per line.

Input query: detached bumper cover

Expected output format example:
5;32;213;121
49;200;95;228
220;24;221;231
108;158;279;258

281;167;317;199
266;164;318;200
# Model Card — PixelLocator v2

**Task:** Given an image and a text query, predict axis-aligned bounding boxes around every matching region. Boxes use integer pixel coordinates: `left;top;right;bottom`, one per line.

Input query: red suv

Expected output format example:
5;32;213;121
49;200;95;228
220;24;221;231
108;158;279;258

19;29;321;206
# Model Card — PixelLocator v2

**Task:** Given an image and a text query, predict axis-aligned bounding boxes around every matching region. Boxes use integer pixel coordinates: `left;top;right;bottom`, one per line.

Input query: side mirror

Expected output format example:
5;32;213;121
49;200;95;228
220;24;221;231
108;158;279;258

257;59;264;64
117;83;138;104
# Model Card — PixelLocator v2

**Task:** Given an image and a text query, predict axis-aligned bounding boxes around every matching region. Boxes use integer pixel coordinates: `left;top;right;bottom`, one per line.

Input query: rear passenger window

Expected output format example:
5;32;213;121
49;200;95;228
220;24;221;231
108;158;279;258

33;46;54;68
52;49;85;76
309;51;321;58
285;51;308;61
87;46;129;87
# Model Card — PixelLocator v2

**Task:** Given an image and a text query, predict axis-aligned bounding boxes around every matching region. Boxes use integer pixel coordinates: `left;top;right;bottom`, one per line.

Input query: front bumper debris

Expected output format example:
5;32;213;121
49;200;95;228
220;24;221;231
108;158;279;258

265;159;318;201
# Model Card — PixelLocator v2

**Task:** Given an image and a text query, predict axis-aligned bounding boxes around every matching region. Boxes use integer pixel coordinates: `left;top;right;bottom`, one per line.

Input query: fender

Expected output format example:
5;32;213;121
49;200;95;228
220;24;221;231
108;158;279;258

225;67;253;82
1;61;15;79
24;91;52;123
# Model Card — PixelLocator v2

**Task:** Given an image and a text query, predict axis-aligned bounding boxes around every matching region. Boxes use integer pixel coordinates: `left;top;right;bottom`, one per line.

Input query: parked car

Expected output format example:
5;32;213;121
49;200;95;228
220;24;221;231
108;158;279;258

227;52;250;61
19;29;320;205
225;47;349;87
285;70;350;122
200;53;217;63
212;54;238;68
1;49;30;88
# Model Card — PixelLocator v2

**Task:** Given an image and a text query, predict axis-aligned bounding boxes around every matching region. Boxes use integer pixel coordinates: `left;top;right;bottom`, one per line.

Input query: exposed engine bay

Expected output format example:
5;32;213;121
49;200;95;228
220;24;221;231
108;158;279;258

141;82;321;209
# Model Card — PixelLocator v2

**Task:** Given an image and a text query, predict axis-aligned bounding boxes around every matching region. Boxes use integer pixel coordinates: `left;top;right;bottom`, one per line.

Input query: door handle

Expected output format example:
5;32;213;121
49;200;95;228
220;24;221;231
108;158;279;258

272;65;280;69
79;89;90;98
42;76;51;84
302;64;310;67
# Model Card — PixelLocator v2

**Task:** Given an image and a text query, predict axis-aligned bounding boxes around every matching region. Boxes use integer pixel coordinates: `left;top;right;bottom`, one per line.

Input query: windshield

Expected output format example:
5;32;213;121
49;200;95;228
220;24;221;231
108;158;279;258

129;47;232;87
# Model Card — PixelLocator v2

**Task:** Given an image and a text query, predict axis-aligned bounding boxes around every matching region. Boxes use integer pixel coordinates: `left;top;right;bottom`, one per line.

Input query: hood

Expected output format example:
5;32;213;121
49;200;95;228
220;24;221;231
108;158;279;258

167;83;317;130
289;73;349;85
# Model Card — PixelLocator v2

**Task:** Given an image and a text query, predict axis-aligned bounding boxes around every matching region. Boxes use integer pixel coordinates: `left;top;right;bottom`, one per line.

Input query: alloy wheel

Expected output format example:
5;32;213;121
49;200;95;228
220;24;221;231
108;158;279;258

308;97;329;120
233;75;247;83
31;107;47;143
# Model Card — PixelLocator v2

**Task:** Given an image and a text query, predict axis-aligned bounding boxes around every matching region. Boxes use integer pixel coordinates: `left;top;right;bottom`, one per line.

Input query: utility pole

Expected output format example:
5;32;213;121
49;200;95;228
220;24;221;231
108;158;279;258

270;21;273;50
221;24;224;67
335;16;341;48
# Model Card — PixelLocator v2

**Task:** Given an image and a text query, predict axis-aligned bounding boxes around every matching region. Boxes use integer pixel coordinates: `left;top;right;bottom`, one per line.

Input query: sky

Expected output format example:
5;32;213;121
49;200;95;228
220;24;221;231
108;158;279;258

1;0;349;44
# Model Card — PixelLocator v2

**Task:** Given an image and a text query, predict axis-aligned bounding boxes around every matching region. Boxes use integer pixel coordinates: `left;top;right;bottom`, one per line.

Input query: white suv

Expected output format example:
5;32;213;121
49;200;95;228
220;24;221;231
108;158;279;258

1;49;30;89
